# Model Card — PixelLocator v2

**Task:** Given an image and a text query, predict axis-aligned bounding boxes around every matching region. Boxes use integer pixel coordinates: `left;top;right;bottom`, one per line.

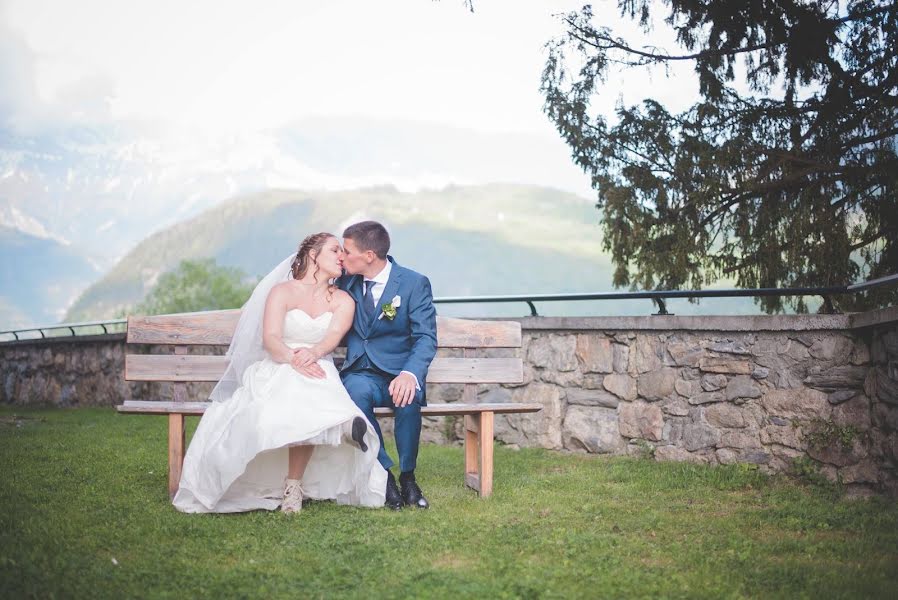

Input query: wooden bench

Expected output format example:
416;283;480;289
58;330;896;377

118;310;539;500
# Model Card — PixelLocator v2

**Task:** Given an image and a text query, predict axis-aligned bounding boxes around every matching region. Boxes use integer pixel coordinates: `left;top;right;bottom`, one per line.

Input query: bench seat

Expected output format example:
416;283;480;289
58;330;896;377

118;400;542;416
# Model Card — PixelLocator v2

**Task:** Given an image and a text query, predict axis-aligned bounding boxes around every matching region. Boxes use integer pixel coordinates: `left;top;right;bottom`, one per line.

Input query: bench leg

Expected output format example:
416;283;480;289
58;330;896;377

168;413;185;499
464;411;495;498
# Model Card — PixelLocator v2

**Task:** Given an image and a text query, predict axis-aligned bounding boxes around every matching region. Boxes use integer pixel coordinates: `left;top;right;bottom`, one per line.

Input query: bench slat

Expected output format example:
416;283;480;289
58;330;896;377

118;400;542;416
127;310;241;345
127;311;521;348
437;317;521;348
125;355;523;384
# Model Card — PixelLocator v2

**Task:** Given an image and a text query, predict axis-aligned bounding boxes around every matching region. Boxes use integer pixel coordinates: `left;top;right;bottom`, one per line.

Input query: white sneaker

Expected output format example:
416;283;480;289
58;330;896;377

281;478;304;514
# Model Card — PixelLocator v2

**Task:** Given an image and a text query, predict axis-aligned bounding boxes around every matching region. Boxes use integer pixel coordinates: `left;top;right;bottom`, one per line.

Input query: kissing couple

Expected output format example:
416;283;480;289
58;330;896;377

172;220;437;514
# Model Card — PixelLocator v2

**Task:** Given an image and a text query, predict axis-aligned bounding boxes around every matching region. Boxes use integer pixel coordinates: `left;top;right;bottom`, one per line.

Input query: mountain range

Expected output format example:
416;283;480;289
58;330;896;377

1;115;604;326
64;183;760;322
2;116;764;327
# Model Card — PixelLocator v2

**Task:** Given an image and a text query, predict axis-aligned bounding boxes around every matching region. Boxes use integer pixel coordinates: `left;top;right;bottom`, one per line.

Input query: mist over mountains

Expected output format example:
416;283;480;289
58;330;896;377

64;184;613;321
64;183;761;322
1;116;761;328
0;115;599;326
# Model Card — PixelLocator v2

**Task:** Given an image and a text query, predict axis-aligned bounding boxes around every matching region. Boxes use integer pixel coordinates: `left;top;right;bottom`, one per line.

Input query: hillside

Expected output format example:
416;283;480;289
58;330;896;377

66;184;759;320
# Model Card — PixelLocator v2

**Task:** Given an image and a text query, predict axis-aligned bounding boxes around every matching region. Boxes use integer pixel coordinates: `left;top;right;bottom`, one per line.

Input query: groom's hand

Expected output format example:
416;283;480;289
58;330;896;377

389;372;417;407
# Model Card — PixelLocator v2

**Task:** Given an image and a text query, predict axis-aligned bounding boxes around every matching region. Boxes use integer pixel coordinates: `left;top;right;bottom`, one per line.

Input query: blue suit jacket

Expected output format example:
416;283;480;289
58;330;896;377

337;257;438;401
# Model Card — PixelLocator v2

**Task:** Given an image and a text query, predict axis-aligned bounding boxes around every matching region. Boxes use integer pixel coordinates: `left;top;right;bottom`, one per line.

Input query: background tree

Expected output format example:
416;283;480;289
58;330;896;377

135;259;254;316
541;0;897;312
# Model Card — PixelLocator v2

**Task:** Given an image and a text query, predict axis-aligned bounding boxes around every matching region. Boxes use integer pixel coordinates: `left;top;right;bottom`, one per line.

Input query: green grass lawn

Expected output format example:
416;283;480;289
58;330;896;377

2;407;897;599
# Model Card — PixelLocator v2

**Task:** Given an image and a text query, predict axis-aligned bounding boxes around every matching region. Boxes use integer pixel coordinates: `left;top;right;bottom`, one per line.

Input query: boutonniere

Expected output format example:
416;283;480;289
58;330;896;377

378;295;401;320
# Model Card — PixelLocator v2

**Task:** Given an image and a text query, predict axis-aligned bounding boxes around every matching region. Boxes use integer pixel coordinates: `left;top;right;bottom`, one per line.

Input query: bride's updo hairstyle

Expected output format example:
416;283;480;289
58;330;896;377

291;232;336;284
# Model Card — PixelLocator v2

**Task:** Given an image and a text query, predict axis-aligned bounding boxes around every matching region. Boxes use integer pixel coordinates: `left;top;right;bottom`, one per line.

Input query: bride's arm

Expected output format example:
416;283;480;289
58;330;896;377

294;292;355;366
261;284;295;363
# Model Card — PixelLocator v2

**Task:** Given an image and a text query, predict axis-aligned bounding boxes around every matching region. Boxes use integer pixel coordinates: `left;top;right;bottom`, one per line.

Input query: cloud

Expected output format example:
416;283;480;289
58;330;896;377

0;24;40;132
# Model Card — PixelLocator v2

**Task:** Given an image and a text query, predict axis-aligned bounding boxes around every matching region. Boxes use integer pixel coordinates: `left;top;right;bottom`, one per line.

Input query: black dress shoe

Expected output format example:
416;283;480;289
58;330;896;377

399;471;429;509
385;471;403;510
350;417;368;453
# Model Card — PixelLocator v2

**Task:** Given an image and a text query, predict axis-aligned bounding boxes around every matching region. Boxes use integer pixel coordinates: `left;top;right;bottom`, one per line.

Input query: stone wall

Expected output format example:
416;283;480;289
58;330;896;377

0;334;219;408
424;308;898;496
3;308;897;495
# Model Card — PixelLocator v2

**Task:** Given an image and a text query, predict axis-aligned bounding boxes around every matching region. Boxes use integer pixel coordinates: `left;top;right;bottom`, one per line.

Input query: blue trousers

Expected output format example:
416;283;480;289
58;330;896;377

341;370;422;473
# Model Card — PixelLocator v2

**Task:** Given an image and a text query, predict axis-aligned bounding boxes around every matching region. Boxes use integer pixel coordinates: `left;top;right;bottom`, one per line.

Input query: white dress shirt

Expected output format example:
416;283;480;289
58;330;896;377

364;260;392;309
364;260;420;390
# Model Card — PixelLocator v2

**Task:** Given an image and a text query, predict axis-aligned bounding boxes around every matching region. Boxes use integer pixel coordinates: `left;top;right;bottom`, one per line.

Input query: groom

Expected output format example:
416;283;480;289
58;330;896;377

338;221;438;510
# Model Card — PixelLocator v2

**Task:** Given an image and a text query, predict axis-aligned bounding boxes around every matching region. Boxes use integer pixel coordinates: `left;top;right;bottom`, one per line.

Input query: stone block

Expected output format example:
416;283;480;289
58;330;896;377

850;341;870;365
873;403;898;430
752;367;769;380
667;341;703;367
840;461;879;484
603;373;637;401
739;450;771;464
719;430;761;449
716;448;738;464
682;423;719;451
704;403;747;428
661;398;690;417
539;369;584;387
637;368;677;401
803;365;868;392
808;336;855;364
828;390;856;405
753;353;804;389
562;406;625;454
527;335;578;372
495;383;564;449
675;379;697;398
708;340;752;355
760;423;805;450
726;376;762;401
699;357;752;375
612;343;630;373
807;437;867;467
618;401;664;441
869;367;898;405
476;386;511;405
761;388;831;421
831;395;871;430
655;445;708;464
566;387;619;408
576;335;613;373
688;391;726;405
635;335;662;373
701;374;728;392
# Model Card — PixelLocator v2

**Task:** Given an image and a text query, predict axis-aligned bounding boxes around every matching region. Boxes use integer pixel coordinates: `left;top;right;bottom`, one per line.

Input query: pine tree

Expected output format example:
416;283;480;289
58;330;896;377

541;0;897;312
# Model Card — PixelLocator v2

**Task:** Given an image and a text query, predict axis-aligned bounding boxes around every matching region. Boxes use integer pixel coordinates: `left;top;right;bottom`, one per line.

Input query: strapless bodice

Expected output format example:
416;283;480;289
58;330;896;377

282;309;333;348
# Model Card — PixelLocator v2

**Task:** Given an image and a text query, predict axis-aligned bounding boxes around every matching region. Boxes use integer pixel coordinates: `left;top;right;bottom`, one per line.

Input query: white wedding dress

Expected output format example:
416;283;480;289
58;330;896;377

172;309;387;513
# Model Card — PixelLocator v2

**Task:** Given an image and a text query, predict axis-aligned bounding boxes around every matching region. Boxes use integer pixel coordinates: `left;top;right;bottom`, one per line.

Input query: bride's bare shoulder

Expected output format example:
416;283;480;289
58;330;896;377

331;288;354;308
266;281;295;301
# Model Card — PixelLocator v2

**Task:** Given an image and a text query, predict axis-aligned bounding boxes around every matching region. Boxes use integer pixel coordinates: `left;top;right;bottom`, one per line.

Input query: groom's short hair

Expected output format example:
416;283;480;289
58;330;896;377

343;221;390;259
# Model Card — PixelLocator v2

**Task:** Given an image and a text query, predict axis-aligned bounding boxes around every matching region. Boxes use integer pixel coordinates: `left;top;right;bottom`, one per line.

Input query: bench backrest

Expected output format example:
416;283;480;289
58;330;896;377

125;309;523;385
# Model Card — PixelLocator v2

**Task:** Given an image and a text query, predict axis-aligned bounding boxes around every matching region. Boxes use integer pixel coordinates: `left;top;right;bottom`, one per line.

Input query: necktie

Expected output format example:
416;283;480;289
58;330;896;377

363;280;377;321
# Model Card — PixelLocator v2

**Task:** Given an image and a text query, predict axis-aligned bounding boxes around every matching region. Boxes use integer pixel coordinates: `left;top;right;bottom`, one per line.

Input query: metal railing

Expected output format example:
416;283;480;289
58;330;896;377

435;272;898;316
0;319;127;342
1;273;896;342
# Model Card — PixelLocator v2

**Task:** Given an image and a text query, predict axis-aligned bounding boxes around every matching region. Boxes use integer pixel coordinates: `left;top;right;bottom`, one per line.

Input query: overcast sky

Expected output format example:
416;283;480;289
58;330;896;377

2;0;700;131
0;0;703;208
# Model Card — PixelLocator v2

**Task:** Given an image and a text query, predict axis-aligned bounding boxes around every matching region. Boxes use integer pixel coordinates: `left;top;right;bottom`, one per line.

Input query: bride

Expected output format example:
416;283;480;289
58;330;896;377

172;233;387;513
